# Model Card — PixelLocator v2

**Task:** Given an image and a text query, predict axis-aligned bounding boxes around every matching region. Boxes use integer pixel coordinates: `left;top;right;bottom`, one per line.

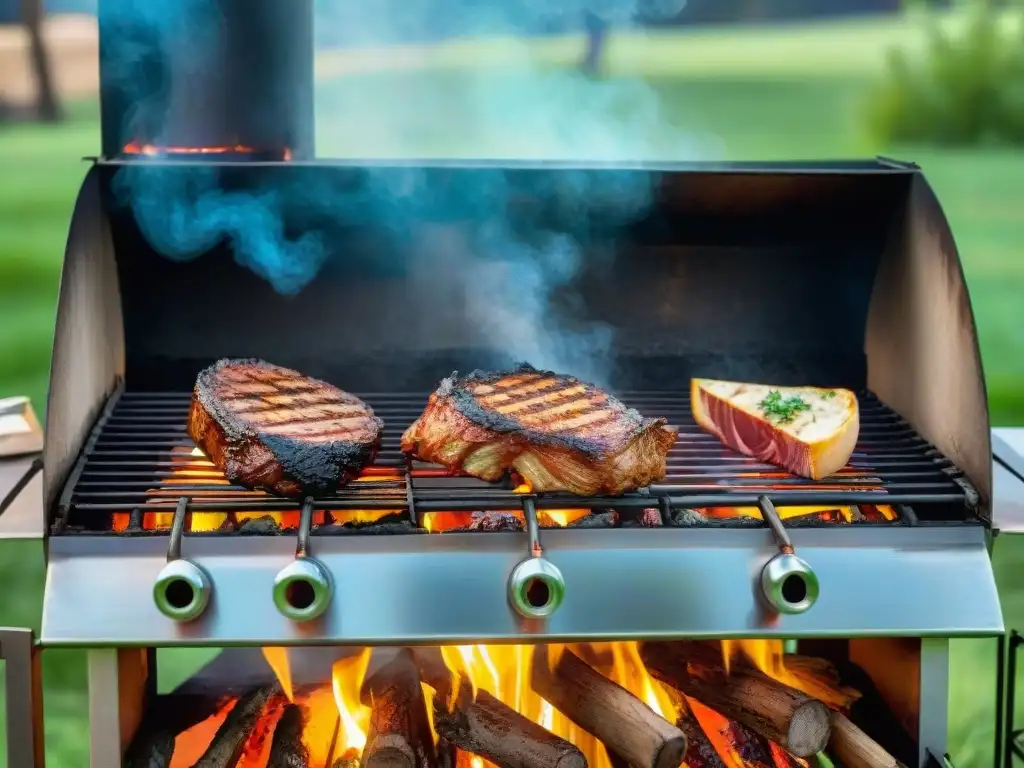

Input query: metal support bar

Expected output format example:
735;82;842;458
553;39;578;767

998;632;1007;768
919;638;950;768
0;627;45;768
167;496;188;561
523;497;542;558
88;648;149;768
1006;631;1024;767
404;455;418;527
758;495;793;554
88;649;122;768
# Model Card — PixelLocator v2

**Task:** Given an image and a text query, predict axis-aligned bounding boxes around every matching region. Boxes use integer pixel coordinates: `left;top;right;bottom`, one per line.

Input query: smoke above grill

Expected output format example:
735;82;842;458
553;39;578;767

102;0;721;384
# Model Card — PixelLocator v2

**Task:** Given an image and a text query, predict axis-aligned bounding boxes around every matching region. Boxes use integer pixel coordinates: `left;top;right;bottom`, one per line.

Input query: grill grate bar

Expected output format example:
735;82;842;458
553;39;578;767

54;388;976;533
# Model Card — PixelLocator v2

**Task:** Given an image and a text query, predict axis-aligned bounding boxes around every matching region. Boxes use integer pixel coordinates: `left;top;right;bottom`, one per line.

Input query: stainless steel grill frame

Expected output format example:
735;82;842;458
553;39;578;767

0;151;1009;768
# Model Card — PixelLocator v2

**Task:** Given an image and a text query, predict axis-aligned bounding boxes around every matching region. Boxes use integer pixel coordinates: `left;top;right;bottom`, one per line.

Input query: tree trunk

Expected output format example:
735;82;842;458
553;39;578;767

21;0;61;122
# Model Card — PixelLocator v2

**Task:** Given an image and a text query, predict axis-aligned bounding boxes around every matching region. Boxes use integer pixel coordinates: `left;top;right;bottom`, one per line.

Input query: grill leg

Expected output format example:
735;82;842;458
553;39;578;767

998;632;1008;768
88;648;149;768
0;627;45;768
1009;632;1023;767
919;638;950;768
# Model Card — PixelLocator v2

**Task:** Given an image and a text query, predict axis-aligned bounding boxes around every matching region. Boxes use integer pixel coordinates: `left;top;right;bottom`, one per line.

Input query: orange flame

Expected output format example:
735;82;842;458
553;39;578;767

331;649;372;754
169;640;854;768
261;648;293;702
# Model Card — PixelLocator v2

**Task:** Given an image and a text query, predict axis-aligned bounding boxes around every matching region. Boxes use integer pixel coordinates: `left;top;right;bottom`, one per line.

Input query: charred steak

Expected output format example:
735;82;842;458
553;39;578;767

187;359;383;497
401;364;679;495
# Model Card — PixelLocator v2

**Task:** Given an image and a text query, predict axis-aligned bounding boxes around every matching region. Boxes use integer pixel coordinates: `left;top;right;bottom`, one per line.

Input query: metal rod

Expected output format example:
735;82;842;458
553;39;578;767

523;497;542;557
658;495;672;526
997;632;1007;768
1007;631;1022;768
896;504;920;526
758;495;793;554
166;496;189;561
404;455;418;527
297;497;314;558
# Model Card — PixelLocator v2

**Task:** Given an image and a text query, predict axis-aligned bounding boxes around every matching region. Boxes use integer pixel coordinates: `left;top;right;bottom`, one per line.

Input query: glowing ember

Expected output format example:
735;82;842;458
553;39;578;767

110;440;895;533
121;142;293;160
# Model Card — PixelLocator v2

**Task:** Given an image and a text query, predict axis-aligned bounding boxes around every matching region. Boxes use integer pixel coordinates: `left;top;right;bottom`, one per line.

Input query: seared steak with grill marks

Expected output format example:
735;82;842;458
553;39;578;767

187;359;383;498
401;364;678;496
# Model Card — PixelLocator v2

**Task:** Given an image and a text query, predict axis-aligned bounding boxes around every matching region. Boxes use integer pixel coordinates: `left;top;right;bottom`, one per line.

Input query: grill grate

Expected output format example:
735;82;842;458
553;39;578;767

53;388;977;534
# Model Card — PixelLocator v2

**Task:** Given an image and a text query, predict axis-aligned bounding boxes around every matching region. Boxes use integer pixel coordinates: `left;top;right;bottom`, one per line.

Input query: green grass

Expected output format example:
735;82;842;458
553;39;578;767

2;14;1024;767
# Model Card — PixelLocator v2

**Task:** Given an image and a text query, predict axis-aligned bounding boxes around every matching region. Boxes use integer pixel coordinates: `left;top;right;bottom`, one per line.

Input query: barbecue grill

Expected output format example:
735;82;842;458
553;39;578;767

0;0;1015;766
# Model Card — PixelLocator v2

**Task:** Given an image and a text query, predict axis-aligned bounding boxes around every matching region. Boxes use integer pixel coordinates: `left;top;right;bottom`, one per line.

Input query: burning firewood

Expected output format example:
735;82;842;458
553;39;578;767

411;647;587;768
781;656;862;711
360;650;437;768
267;703;309;768
435;689;587;768
124;725;176;768
829;712;905;768
761;655;904;767
191;685;277;768
719;719;774;768
639;642;830;757
530;646;688;768
675;705;726;768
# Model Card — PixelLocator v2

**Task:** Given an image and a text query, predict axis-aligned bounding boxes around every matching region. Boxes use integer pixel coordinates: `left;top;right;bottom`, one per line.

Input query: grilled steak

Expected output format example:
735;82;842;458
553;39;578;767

187;359;383;497
401;364;678;495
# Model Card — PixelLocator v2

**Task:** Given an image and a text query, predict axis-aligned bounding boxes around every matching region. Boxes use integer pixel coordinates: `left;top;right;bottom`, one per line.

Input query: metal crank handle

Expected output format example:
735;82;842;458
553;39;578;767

508;498;566;620
273;497;333;622
153;497;212;622
758;496;819;615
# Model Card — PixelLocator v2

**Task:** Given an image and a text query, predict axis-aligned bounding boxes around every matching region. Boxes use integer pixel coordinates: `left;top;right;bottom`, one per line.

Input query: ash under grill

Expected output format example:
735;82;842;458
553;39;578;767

52;386;977;536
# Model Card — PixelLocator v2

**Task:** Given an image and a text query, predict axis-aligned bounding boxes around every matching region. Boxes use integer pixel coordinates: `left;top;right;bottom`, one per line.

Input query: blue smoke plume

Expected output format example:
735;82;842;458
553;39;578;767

106;0;719;383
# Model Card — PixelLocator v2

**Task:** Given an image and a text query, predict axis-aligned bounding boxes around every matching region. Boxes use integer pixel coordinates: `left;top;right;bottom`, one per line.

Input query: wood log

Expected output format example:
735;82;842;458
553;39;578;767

124;726;176;768
361;650;437;768
829;712;904;768
639;641;830;757
191;686;277;768
410;647;586;768
720;720;773;768
530;646;687;768
685;696;774;768
675;707;725;768
782;656;862;711
832;662;917;768
436;738;458;768
435;689;586;768
125;692;235;768
267;703;310;768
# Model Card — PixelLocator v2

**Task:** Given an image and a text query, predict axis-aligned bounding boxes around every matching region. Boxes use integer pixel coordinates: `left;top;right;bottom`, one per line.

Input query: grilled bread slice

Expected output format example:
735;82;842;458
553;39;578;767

401;364;679;495
690;378;859;480
188;359;383;497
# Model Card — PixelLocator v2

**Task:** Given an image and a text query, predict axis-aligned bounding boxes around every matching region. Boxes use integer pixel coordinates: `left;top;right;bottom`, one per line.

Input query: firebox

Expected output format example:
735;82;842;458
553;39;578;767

0;0;1014;767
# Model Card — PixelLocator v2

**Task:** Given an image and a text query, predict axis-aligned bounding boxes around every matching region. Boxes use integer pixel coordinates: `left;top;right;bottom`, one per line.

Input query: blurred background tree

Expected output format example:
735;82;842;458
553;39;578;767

866;0;1024;143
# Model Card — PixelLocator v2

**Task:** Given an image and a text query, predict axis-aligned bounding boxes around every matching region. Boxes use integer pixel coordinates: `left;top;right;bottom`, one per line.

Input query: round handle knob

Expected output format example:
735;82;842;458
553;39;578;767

508;557;566;620
153;559;211;622
760;553;819;615
273;558;333;622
